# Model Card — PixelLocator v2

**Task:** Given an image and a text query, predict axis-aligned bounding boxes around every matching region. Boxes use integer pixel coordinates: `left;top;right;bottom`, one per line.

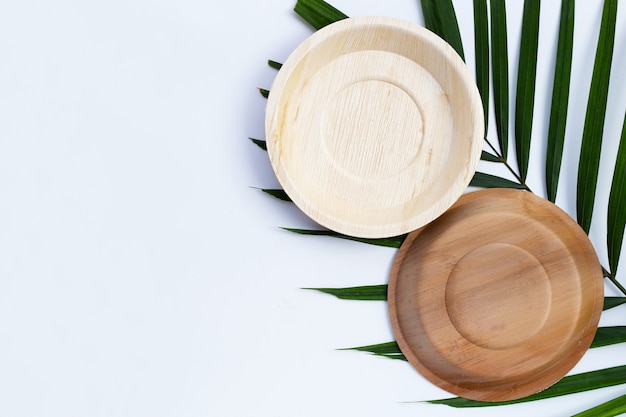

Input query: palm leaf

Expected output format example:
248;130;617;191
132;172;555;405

576;0;618;234
545;0;575;202
248;137;267;150
281;228;405;248
481;151;501;162
607;113;626;277
340;341;406;361
572;393;626;417
268;59;282;70
604;297;626;310
514;0;541;182
590;326;626;348
346;324;626;364
473;0;489;131
258;88;270;98
304;285;388;301
427;364;626;408
257;188;291;202
419;0;464;60
470;172;526;189
490;0;509;158
293;0;347;30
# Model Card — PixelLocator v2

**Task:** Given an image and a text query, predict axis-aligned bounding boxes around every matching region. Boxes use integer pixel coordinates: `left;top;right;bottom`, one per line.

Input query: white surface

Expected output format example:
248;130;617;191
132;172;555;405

0;1;624;416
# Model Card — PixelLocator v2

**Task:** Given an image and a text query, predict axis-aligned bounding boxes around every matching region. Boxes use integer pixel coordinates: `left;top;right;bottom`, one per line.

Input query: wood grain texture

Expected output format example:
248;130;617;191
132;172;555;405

387;188;604;402
265;16;484;238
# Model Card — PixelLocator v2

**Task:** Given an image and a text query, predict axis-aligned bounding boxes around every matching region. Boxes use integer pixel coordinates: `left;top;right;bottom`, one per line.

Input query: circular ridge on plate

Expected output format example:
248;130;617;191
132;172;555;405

387;188;604;401
265;16;484;238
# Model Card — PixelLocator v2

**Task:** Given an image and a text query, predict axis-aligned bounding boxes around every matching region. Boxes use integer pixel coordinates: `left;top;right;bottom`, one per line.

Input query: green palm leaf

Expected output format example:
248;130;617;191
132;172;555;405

590;326;626;348
604;296;626;310
303;285;388;301
572;393;626;417
470;172;526;189
248;137;267;150
514;0;541;182
294;0;347;30
419;0;464;60
545;0;575;202
258;188;291;201
268;59;282;70
427;364;626;408
607;113;626;277
490;0;509;158
282;228;405;248
577;0;618;234
473;0;489;131
340;341;406;361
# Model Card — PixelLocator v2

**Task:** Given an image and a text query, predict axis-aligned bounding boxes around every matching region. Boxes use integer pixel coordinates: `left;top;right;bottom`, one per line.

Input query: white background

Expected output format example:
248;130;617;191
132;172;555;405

1;1;625;416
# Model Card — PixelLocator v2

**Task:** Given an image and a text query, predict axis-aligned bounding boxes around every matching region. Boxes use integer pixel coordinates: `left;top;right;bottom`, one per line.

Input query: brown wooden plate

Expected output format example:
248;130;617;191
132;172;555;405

388;188;604;401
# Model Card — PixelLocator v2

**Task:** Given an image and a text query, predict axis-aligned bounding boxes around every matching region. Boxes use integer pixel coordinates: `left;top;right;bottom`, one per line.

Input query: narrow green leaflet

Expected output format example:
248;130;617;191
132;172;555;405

258;88;270;98
604;296;626;310
249;137;267;150
470;172;526;189
282;228;405;248
473;0;489;130
293;0;347;30
607;113;626;277
490;0;509;158
419;0;465;61
259;188;291;202
268;60;282;70
514;0;541;182
304;285;388;301
590;326;626;348
481;151;501;162
545;0;575;202
572;393;626;417
427;364;626;408
341;341;406;361
577;0;618;234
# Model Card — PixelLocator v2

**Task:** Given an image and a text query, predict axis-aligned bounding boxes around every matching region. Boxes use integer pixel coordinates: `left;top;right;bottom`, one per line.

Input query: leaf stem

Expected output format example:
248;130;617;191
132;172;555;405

484;138;532;192
603;267;626;296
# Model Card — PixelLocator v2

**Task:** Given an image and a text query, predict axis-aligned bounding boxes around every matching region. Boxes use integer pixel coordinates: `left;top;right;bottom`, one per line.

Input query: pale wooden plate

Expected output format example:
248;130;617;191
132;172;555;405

388;188;604;401
265;16;484;238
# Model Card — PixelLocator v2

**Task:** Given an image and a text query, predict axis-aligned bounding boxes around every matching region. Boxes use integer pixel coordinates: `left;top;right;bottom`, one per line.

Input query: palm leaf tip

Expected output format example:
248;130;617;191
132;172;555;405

514;0;541;182
545;0;575;202
490;0;509;158
607;113;626;277
302;285;388;301
294;0;348;30
420;0;465;61
576;0;618;234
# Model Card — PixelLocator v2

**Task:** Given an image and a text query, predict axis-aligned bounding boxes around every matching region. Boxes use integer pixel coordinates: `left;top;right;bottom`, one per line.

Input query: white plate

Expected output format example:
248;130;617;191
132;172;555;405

266;16;483;238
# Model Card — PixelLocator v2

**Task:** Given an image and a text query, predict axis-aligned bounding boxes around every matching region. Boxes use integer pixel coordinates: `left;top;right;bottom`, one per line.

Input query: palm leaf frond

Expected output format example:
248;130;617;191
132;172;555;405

294;0;347;30
473;0;489;131
303;285;388;301
576;0;618;234
571;393;626;417
281;228;405;248
427;364;626;407
420;0;464;60
490;0;509;158
545;0;575;202
514;0;541;182
607;113;626;278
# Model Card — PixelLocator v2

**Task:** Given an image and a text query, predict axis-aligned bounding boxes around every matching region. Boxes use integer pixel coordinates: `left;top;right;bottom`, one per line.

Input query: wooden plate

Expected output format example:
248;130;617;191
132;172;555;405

388;189;604;401
265;16;484;238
